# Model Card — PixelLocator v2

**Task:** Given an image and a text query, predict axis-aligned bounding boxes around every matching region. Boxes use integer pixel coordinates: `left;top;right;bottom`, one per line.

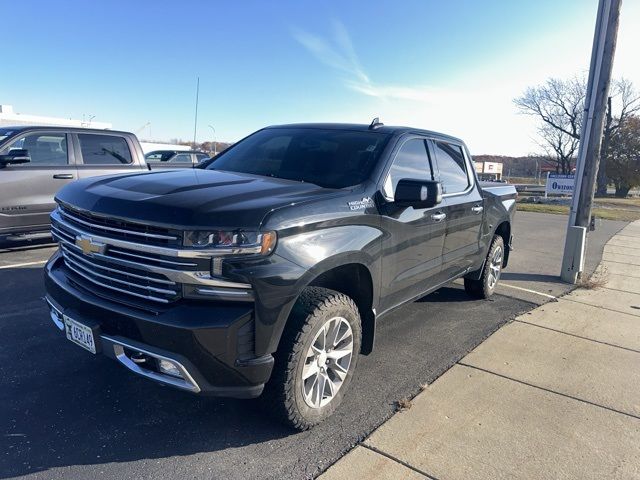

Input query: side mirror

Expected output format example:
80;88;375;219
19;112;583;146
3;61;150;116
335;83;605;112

0;149;31;166
394;179;442;209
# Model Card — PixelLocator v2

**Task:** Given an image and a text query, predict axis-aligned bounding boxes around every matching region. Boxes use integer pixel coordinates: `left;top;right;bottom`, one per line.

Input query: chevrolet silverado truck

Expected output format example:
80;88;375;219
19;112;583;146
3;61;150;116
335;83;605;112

0;126;194;241
44;121;516;429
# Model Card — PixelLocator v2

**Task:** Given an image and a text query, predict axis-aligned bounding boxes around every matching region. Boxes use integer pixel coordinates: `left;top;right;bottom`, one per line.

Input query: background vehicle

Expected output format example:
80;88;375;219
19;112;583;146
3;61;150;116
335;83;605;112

145;150;210;168
44;122;516;429
0;127;197;240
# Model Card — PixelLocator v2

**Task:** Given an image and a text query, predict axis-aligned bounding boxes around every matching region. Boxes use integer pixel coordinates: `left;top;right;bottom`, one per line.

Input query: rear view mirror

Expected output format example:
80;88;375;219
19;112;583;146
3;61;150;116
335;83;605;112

394;179;442;209
0;149;31;166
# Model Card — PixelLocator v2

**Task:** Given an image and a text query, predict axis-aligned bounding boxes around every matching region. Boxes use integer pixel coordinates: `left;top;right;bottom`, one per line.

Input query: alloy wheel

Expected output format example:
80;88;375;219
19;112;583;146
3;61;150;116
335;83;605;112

301;316;354;409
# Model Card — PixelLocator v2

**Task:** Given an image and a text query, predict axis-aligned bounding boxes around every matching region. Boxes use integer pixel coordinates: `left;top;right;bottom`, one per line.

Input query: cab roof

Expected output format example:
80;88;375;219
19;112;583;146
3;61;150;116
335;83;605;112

0;125;135;136
267;123;465;145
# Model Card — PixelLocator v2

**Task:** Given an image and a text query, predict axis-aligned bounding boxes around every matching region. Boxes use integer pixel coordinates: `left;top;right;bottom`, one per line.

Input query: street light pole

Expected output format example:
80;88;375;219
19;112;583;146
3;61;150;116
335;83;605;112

208;125;216;156
561;0;622;283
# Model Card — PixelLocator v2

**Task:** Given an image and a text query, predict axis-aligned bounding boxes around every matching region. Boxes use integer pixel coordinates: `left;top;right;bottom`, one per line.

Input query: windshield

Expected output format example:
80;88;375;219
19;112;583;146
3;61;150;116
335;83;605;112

207;128;391;189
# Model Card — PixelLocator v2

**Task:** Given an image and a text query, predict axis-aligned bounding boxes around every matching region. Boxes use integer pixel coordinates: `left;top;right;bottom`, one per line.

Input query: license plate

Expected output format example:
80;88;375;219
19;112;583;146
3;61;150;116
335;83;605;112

64;315;97;354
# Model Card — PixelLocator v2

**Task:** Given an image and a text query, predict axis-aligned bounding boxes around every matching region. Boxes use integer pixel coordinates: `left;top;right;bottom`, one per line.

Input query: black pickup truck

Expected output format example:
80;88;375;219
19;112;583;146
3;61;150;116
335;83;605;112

44;122;516;429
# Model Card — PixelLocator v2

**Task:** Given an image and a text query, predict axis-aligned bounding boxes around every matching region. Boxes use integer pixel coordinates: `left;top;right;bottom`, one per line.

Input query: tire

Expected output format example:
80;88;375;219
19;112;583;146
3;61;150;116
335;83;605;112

263;287;362;430
464;235;505;299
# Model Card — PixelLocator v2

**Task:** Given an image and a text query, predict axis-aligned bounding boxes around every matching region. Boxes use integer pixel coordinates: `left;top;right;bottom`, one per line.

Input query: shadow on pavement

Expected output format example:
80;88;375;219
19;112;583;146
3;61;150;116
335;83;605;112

1;266;533;480
500;272;564;284
416;286;476;303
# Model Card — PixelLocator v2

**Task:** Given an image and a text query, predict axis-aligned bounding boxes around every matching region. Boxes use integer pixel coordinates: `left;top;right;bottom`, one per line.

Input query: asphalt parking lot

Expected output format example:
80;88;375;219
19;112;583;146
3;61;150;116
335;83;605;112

0;212;627;480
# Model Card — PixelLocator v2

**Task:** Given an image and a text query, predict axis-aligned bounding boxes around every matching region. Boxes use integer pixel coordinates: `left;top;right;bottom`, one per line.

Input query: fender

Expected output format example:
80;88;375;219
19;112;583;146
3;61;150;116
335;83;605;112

257;224;382;355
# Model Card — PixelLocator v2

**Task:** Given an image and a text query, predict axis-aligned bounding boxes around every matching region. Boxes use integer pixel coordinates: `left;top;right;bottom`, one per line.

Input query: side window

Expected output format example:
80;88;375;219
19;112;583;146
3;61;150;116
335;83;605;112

0;132;68;165
169;153;193;163
78;134;132;165
195;153;209;163
145;152;164;162
434;141;469;194
383;138;433;198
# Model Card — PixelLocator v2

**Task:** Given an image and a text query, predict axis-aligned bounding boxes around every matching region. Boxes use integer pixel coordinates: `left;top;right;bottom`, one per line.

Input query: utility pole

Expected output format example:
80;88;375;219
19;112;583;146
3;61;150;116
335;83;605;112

561;0;622;283
192;76;200;149
208;124;216;155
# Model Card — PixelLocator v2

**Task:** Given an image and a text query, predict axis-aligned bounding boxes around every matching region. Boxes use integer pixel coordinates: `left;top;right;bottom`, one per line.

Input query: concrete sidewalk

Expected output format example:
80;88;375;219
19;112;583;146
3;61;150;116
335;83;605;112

320;221;640;480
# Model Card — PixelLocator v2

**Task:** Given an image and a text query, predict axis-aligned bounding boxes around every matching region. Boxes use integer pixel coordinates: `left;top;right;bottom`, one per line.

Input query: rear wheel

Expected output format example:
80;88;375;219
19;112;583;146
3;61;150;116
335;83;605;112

464;235;504;299
264;287;362;430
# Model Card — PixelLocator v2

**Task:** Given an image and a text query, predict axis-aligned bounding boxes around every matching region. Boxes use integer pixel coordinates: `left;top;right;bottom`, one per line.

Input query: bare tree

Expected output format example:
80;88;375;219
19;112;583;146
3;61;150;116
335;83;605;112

515;76;640;183
596;78;640;195
514;77;585;174
536;123;580;174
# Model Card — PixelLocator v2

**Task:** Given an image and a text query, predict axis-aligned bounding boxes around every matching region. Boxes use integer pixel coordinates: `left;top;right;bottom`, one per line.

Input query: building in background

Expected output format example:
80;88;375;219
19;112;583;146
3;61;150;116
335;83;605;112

0;104;112;129
474;160;503;181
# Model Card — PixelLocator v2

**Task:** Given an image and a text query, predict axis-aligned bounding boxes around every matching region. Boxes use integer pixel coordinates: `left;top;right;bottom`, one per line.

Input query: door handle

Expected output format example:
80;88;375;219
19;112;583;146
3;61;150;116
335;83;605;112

471;205;484;214
53;174;74;180
431;212;447;222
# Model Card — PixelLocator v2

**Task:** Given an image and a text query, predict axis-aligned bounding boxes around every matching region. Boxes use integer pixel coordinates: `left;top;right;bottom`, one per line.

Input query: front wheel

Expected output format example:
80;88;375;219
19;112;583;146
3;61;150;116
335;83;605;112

464;235;504;299
264;287;362;430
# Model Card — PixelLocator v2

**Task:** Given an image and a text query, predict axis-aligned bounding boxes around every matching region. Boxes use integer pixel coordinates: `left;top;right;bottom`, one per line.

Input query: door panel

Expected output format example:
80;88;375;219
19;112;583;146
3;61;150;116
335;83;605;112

378;136;447;312
0;132;76;235
379;205;447;311
432;140;483;278
440;193;483;278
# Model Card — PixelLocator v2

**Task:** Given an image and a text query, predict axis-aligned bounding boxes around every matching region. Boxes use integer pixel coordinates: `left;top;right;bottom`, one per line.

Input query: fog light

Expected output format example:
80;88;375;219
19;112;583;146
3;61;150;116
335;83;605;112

158;359;183;378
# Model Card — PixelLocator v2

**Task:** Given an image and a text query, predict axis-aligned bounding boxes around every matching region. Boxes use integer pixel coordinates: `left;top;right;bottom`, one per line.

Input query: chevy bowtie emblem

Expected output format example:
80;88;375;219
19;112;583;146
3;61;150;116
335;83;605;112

75;235;106;255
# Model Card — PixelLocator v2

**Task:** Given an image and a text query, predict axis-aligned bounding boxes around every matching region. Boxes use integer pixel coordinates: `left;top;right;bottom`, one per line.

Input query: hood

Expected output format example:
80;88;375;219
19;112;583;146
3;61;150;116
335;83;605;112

55;169;343;229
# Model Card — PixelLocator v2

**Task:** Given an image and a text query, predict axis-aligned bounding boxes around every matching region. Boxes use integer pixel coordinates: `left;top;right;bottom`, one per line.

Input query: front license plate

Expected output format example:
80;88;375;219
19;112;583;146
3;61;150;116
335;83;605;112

64;316;97;354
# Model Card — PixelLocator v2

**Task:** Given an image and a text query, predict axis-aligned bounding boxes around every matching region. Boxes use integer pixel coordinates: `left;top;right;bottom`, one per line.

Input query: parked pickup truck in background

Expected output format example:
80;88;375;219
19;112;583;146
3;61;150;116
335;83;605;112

44;121;516;429
0;126;189;241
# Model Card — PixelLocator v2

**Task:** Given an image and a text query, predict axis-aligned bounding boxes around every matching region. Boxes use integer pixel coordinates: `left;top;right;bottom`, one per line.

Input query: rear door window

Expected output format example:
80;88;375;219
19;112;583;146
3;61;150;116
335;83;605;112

78;134;132;165
434;141;469;194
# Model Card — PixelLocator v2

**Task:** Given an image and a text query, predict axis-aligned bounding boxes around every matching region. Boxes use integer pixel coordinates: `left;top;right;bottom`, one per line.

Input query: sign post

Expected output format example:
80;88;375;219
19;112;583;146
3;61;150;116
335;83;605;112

545;173;575;197
561;0;621;284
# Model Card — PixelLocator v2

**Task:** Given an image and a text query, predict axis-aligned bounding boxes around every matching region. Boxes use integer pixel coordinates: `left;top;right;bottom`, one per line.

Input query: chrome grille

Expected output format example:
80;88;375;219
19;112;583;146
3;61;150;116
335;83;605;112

51;211;190;305
58;204;181;246
49;206;254;309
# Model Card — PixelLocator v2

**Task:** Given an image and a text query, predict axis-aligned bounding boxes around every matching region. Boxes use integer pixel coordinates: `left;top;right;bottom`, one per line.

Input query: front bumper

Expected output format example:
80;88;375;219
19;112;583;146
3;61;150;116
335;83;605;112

44;252;274;398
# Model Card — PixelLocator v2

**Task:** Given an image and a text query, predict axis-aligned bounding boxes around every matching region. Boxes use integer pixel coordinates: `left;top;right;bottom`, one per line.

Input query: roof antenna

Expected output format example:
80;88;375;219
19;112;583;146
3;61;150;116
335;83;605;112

368;117;384;130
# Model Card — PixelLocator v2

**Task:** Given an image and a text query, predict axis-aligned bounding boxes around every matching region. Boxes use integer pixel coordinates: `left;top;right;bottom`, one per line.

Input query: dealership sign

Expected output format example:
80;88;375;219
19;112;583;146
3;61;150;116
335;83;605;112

545;173;575;196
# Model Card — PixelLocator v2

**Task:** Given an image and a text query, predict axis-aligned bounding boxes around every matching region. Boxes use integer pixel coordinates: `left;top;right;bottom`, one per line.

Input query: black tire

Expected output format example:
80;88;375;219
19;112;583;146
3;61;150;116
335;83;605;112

263;287;362;430
464;235;505;299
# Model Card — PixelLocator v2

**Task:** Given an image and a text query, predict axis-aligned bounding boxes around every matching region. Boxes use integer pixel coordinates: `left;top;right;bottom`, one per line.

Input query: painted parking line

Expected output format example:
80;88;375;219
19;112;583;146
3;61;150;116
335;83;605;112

499;282;557;300
0;260;48;270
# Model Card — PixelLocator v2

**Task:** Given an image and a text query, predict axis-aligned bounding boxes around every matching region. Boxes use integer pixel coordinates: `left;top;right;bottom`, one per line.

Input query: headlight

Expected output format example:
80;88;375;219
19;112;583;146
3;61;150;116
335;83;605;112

183;229;277;255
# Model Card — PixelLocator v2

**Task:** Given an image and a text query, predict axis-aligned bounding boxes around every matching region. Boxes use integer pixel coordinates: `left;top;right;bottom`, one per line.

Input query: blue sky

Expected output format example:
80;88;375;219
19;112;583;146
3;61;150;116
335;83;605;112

2;0;639;155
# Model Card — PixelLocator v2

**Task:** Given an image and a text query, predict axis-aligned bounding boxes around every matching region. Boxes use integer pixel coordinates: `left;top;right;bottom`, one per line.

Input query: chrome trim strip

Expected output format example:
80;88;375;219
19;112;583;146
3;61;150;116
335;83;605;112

102;335;201;393
63;252;178;296
51;224;75;242
45;298;65;331
195;287;252;296
107;248;197;268
61;246;177;286
52;209;251;259
59;208;178;241
64;262;170;303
